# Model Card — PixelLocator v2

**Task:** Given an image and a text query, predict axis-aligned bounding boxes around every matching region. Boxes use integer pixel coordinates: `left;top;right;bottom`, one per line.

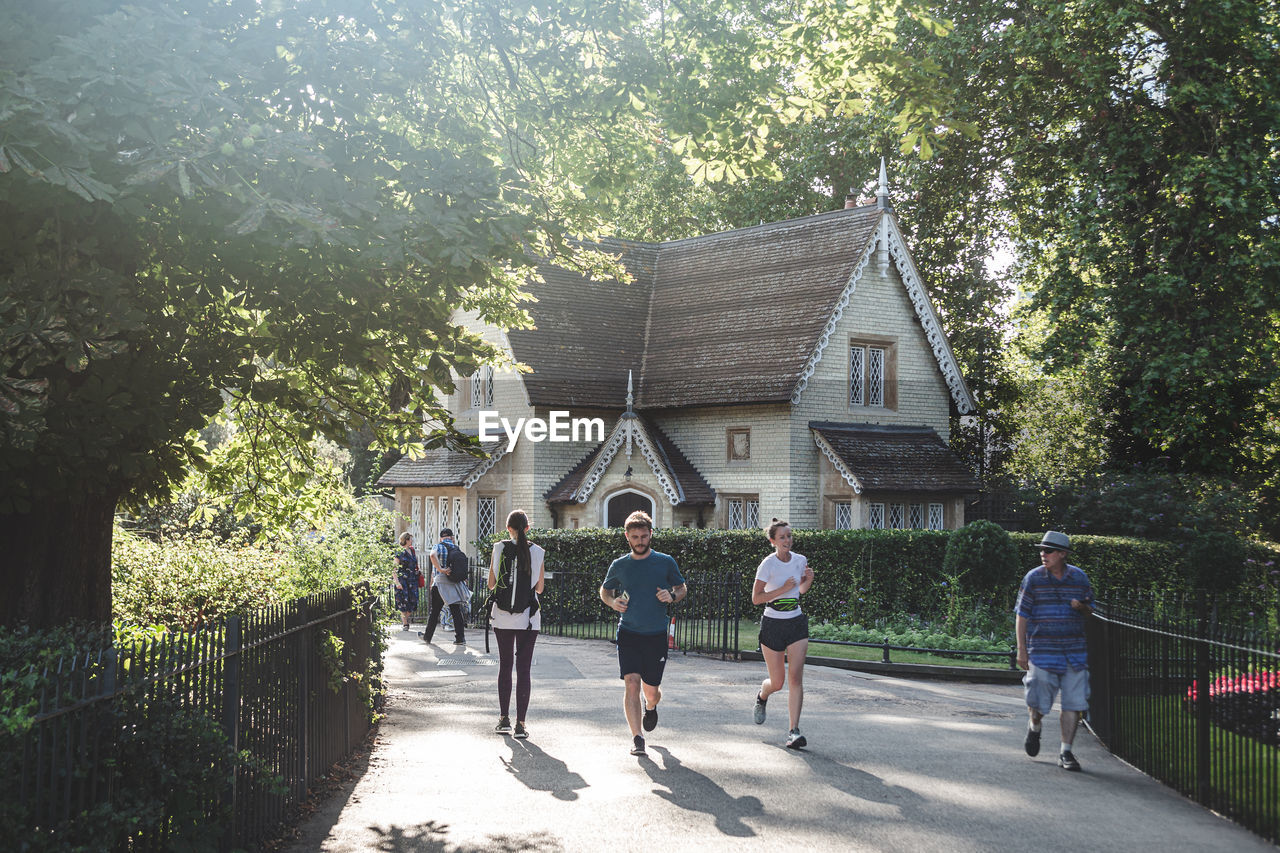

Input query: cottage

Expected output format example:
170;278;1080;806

378;166;979;550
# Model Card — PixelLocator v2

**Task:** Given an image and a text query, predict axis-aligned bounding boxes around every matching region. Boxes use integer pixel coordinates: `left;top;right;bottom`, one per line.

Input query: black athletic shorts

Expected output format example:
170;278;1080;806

616;628;669;685
759;614;809;652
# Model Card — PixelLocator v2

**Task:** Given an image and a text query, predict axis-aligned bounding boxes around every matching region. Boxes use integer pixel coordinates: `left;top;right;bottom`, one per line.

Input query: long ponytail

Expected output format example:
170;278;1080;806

507;509;532;577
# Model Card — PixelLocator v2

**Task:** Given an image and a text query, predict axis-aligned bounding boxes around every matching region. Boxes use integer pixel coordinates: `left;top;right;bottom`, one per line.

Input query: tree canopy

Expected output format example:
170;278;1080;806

0;0;959;625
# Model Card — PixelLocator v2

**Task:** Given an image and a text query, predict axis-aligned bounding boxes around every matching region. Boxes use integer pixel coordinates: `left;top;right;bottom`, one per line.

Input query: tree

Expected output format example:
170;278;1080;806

1;0;959;626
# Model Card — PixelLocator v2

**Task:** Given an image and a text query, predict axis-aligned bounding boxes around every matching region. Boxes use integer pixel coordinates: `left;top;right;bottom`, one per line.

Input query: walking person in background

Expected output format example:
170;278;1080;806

419;527;468;646
1017;530;1094;771
751;519;814;749
599;511;686;757
393;531;420;631
488;510;545;739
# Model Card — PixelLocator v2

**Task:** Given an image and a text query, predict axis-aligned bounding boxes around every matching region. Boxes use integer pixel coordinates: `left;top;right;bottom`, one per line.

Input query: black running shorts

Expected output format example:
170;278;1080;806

759;613;809;652
616;628;669;685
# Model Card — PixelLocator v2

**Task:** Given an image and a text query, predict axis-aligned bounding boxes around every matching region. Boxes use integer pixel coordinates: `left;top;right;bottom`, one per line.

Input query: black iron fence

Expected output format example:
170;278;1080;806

1087;596;1279;844
12;583;380;851
389;562;743;659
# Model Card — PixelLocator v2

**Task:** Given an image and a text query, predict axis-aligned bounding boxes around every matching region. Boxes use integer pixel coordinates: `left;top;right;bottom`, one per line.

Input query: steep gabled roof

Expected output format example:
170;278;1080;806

639;208;880;409
544;414;714;506
810;422;979;494
505;203;973;414
375;437;511;489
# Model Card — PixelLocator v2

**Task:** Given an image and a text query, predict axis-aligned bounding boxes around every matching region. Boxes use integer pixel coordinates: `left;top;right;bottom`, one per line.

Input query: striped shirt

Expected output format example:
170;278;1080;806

1016;564;1094;673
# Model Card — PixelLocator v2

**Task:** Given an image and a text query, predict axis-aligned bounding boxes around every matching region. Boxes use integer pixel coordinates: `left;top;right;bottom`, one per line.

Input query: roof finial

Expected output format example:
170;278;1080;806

625;369;634;414
876;157;890;210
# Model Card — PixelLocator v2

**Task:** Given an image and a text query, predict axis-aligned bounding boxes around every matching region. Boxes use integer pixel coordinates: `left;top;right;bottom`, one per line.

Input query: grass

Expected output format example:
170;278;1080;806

1111;694;1279;841
729;620;1015;670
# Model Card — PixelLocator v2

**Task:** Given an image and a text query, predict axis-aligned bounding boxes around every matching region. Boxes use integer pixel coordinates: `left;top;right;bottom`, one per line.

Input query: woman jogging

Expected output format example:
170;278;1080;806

751;519;814;749
487;509;545;739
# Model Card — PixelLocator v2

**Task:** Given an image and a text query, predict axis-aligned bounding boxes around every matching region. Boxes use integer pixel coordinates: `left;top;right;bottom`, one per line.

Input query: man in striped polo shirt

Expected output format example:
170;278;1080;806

1016;530;1094;771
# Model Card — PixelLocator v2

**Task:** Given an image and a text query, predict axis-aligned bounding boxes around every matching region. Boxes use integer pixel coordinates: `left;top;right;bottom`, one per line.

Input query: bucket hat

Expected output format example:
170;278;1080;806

1033;530;1071;551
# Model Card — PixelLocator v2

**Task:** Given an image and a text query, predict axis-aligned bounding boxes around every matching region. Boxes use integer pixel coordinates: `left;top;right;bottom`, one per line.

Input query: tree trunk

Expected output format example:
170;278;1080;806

0;491;118;628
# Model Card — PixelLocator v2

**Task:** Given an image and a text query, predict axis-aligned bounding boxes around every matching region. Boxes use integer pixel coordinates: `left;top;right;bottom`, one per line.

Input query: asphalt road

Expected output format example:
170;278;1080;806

282;628;1274;852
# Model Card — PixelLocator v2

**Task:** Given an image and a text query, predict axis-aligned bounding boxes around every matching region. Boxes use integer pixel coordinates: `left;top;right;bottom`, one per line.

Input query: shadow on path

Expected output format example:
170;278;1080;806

365;820;562;852
795;748;925;811
645;746;763;837
501;738;590;801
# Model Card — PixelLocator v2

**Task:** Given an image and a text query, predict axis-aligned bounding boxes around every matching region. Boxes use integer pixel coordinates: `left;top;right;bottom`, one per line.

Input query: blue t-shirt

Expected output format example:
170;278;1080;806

602;550;685;635
1015;564;1094;673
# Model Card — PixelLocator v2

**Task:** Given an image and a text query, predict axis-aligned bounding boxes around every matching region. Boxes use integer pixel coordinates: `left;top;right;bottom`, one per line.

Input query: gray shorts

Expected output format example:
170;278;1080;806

1023;663;1089;714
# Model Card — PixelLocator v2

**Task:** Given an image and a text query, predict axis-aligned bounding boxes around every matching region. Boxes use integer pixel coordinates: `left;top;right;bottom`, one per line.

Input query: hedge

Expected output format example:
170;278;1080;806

484;527;1280;627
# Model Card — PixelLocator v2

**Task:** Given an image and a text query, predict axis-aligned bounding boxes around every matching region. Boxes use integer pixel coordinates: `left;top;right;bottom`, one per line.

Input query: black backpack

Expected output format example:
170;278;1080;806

492;541;537;615
441;541;469;584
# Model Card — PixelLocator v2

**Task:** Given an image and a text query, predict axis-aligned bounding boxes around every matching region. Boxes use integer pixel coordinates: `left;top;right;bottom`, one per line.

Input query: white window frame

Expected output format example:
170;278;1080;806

888;503;905;530
835;502;853;530
909;503;924;530
477;496;498;539
868;502;885;530
928;502;945;531
469;365;493;410
726;496;760;530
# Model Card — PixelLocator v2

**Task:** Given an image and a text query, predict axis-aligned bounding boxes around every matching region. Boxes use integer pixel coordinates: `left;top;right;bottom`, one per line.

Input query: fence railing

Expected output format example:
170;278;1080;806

13;582;380;851
1087;596;1279;845
388;562;743;659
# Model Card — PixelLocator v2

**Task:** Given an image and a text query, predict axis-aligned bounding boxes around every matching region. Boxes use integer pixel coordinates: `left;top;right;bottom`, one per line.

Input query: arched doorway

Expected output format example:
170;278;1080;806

605;490;655;527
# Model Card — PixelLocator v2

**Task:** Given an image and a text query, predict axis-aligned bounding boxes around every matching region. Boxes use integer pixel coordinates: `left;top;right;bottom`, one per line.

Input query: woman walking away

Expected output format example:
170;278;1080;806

752;519;814;748
488;510;545;739
393;531;421;631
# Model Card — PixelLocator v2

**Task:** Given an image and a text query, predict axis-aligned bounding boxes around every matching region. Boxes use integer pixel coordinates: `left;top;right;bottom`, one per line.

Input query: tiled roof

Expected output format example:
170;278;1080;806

512;207;881;409
640;209;880;409
544;415;714;506
508;242;656;409
811;422;980;493
375;438;509;488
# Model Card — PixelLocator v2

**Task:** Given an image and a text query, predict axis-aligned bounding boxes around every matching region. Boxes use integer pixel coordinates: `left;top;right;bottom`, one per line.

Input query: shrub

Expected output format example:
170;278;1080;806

282;497;397;598
943;519;1020;603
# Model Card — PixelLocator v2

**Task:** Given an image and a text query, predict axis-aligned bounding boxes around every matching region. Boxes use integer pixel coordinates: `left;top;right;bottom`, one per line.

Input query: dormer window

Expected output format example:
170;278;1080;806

850;338;896;409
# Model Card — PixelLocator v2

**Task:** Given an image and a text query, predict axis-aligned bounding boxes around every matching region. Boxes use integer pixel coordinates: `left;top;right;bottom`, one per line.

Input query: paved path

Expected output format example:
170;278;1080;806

284;629;1274;852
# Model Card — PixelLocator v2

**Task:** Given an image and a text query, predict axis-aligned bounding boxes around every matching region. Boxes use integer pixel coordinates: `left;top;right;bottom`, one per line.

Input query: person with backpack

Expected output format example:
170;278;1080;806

419;527;469;646
487;510;545;739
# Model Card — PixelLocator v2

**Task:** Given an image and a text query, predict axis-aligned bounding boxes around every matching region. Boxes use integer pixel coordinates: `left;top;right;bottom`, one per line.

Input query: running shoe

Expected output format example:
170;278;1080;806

1058;750;1081;771
513;722;528;739
786;728;807;750
642;702;658;732
753;693;767;725
1024;726;1041;757
630;735;646;756
495;716;512;734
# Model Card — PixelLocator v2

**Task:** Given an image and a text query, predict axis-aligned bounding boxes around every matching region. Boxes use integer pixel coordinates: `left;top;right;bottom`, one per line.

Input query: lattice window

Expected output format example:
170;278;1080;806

868;347;885;407
928;503;944;531
726;497;759;530
469;366;493;409
424;497;436;544
888;503;904;530
835;502;853;530
453;497;464;546
850;342;889;408
849;346;865;406
909;503;924;530
439;499;450;539
410;496;423;547
477;497;497;538
868;502;885;530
